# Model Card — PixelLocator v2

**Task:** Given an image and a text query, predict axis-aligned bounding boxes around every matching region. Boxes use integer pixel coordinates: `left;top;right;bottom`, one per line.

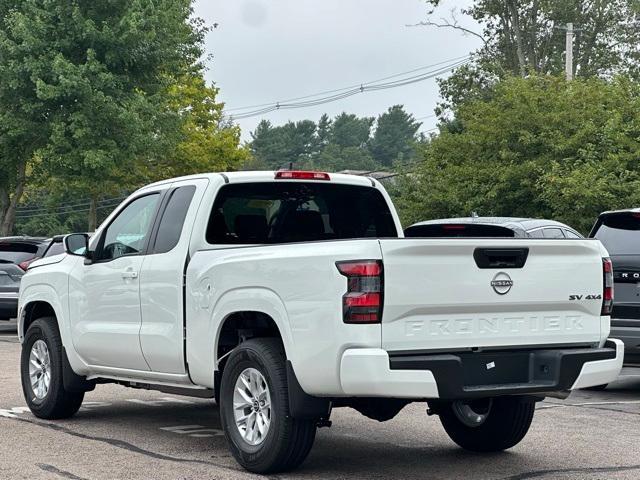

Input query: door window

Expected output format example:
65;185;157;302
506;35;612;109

564;229;581;239
98;194;160;261
44;242;65;257
153;186;196;254
542;228;565;238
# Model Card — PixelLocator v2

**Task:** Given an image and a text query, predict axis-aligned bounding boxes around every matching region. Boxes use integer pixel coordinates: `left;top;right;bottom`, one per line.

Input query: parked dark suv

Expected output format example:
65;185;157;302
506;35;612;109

590;209;640;366
0;236;62;321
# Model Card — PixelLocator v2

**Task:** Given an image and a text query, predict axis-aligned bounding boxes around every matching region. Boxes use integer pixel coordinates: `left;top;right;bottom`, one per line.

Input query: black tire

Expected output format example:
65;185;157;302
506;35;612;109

439;397;535;452
219;338;316;473
21;318;84;419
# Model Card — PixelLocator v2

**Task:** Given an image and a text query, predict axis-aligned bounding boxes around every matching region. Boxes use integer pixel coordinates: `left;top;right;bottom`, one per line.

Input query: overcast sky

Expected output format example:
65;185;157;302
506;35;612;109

193;0;482;140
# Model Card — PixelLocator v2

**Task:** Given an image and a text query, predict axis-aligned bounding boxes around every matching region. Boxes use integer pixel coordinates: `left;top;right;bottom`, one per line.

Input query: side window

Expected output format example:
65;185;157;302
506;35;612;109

98;194;160;261
527;229;544;238
44;242;65;257
564;229;581;239
153;186;196;254
543;227;565;238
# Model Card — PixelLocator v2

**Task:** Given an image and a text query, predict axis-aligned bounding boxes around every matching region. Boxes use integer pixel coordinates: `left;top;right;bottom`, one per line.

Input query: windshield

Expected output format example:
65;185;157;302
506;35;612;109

593;213;640;255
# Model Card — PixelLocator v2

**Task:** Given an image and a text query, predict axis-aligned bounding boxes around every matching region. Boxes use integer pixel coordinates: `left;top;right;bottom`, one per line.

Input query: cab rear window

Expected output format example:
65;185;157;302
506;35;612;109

206;182;398;244
593;213;640;255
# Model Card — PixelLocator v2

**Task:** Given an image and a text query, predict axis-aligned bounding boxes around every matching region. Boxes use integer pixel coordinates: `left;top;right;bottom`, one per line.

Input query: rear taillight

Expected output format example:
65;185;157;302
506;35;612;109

602;257;614;315
274;170;330;180
18;259;34;271
443;224;466;230
336;260;383;324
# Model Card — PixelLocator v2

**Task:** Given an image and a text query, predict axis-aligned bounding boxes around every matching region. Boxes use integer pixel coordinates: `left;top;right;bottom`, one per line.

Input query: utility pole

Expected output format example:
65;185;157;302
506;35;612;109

565;22;574;81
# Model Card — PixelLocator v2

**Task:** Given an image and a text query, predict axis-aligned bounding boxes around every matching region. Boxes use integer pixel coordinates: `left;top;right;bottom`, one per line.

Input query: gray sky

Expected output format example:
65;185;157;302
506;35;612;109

194;0;482;141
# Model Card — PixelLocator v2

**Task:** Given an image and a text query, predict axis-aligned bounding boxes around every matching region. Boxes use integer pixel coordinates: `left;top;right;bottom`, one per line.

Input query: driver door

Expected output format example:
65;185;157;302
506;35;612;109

69;192;162;371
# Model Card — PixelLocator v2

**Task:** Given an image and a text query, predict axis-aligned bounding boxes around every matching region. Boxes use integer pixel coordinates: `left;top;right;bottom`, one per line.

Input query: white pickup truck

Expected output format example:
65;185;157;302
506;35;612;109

18;171;623;473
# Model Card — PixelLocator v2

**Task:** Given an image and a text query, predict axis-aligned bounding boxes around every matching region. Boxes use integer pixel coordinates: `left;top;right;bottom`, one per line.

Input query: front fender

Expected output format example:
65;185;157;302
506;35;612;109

19;283;89;376
186;286;293;387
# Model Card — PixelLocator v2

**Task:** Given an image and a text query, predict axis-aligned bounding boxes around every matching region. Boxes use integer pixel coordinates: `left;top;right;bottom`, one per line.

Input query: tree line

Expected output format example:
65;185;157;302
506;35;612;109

247;106;424;173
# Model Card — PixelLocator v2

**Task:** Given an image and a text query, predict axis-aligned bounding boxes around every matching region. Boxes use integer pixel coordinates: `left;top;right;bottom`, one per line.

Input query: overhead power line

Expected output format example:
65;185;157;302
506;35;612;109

223;56;471;120
16;195;127;214
224;55;471;113
15;200;123;220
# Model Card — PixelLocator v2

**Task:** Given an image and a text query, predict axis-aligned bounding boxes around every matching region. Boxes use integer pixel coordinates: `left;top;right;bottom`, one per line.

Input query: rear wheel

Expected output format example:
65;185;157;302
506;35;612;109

438;397;535;452
219;338;316;473
20;318;84;419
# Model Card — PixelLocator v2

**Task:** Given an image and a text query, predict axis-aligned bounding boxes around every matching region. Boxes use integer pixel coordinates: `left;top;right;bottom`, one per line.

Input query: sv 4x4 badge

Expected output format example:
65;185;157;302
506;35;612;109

569;294;602;300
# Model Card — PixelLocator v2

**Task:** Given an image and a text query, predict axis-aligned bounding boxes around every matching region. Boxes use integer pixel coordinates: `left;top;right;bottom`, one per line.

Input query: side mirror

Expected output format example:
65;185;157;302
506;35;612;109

64;233;91;259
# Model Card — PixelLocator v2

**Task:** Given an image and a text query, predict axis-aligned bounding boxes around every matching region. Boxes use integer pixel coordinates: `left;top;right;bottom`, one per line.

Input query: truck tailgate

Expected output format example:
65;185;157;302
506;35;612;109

379;239;605;352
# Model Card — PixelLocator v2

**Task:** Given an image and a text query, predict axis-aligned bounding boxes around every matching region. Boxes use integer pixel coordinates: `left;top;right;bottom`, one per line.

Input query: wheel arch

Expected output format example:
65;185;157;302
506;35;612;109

18;284;89;377
211;288;294;367
187;286;295;388
21;300;57;337
19;284;65;341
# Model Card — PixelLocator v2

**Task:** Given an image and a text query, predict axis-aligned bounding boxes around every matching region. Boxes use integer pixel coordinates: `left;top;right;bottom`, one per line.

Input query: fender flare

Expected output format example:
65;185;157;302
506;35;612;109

211;287;295;367
19;284;89;376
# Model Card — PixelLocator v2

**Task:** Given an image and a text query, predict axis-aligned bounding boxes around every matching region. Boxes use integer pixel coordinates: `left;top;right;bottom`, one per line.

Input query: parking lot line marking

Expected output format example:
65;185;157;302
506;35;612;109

126;397;195;406
160;424;224;437
0;406;32;418
539;400;640;410
80;401;113;411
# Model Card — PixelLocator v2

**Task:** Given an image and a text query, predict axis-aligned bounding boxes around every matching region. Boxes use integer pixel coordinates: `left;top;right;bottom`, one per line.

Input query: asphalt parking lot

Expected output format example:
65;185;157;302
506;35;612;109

2;325;640;480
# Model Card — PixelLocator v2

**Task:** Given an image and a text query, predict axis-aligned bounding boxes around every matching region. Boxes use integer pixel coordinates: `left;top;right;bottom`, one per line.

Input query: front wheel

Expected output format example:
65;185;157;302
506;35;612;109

20;318;84;419
219;338;317;473
438;397;535;452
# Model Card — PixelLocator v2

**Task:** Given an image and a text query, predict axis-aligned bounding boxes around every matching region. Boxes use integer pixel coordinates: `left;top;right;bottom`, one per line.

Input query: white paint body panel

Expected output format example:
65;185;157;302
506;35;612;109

379;239;606;352
17;171;622;398
340;348;439;397
572;338;624;389
139;178;210;374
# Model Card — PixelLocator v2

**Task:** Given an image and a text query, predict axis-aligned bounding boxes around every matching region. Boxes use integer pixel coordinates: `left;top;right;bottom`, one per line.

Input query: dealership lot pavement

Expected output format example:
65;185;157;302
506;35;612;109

1;330;640;480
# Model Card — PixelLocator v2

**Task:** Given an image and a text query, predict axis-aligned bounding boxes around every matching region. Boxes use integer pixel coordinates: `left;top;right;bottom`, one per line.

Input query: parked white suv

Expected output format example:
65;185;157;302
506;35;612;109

18;171;623;473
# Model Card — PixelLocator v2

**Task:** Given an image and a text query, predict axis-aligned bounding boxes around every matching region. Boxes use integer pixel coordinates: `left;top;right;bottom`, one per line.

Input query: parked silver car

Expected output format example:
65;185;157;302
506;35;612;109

404;216;583;239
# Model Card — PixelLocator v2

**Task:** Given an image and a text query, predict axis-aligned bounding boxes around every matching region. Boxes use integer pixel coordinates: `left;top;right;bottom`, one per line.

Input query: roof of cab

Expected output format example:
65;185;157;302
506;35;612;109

140;171;377;191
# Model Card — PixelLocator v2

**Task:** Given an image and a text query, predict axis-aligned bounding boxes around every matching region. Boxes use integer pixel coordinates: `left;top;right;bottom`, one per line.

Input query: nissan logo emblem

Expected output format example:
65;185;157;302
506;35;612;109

491;272;513;295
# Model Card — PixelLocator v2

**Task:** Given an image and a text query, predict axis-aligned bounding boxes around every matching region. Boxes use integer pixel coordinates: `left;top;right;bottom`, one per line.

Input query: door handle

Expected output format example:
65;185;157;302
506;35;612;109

121;270;138;279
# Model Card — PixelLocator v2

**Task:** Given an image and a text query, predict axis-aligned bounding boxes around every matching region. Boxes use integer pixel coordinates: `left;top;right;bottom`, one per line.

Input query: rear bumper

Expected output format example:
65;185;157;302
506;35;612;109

339;339;624;399
0;292;18;321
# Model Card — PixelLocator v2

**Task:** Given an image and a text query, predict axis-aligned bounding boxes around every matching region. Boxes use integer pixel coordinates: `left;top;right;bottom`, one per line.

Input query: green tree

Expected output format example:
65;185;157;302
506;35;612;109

329;113;374;149
250;119;317;169
152;74;249;179
391;75;640;233
419;0;640;112
0;0;207;233
316;113;332;149
370;105;421;166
